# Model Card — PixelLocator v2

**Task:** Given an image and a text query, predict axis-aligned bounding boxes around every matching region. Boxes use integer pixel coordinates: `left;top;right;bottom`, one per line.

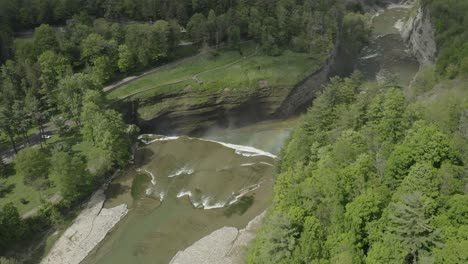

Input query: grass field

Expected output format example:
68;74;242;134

0;133;107;215
106;42;321;101
0;151;59;214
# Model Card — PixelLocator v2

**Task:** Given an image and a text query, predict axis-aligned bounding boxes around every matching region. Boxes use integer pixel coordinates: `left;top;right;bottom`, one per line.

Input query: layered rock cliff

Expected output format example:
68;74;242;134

401;6;437;64
117;44;342;136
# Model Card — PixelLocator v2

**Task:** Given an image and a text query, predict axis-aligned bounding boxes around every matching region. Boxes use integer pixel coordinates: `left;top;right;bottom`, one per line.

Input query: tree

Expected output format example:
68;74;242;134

12;99;32;146
187;13;208;44
227;25;240;50
389;192;439;263
80;33;107;63
345;189;386;250
91;55;114;84
149;20;170;62
24;93;47;146
207;9;217;44
0;257;17;264
247;213;298;264
342;12;370;56
0;106;17;153
385;121;456;189
293;216;326;263
124;23;168;67
38;50;71;106
57;73;99;124
34;24;58;56
15;147;50;190
50;151;90;203
93;109;131;166
80;91;130;166
0;203;24;254
117;44;134;73
0;158;7;177
368;88;409;143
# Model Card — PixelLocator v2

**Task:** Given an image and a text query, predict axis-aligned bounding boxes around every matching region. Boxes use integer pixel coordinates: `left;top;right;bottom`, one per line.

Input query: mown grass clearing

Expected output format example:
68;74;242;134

0;154;59;215
107;42;320;101
0;133;108;215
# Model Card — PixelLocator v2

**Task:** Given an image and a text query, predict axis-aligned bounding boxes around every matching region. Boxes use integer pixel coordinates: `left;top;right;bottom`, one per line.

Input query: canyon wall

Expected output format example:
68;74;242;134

401;7;437;64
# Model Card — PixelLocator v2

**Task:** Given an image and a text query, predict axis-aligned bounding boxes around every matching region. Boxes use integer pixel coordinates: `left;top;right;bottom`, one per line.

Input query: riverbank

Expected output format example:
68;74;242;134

170;211;266;264
40;190;128;264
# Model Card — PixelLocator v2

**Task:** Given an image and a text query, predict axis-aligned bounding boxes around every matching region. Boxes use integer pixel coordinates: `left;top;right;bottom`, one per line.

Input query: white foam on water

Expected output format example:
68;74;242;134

138;134;180;145
240;163;256;167
387;2;413;10
360;53;379;60
201;196;227;210
259;162;274;167
177;190;192;198
143;169;157;185
159;191;166;201
145;187;153;196
137;134;277;159
394;18;405;32
168;167;194;178
137;168;157;196
228;183;262;205
176;181;264;210
199;138;277;159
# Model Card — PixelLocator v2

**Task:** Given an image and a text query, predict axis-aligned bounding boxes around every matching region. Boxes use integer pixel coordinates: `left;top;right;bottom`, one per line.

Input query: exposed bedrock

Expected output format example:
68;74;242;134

117;41;343;136
401;6;437;65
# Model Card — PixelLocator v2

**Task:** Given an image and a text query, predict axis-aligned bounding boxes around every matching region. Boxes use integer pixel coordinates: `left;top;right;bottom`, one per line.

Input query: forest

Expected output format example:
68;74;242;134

247;1;468;263
0;0;365;261
248;72;467;263
422;0;468;78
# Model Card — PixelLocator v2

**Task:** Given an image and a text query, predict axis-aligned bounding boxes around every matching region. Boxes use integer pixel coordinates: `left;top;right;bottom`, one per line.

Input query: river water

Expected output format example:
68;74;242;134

81;5;418;264
81;119;297;264
357;5;419;85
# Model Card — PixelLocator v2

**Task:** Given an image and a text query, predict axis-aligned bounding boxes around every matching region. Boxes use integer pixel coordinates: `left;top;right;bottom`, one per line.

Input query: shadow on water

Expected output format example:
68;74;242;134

223;195;255;217
105;183;131;202
134;147;154;166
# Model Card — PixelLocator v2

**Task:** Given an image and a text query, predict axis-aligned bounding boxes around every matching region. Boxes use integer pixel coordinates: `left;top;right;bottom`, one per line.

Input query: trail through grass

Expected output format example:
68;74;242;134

107;42;320;101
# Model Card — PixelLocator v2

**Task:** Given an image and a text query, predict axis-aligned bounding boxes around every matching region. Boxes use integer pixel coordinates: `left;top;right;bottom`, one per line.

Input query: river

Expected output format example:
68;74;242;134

81;5;418;264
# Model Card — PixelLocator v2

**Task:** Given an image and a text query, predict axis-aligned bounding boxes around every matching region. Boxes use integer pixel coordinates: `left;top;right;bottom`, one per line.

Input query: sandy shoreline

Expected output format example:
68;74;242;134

170;211;267;264
40;190;128;264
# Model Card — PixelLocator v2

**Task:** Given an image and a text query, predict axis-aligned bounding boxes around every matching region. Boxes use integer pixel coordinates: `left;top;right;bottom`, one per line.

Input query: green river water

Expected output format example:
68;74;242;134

81;5;418;264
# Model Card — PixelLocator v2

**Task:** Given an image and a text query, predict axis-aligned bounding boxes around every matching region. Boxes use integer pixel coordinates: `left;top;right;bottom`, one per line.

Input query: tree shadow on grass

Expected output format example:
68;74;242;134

0;183;15;198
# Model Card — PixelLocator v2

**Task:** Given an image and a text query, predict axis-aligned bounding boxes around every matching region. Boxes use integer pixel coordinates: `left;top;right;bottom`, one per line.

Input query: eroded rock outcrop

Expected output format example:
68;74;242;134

401;7;437;64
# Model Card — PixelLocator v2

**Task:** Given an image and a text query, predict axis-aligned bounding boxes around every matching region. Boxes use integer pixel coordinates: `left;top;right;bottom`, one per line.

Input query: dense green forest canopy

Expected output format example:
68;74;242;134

247;1;468;262
421;0;468;77
248;70;468;263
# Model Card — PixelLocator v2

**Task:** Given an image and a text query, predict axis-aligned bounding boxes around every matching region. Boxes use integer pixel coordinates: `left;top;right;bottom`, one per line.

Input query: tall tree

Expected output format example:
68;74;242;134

56;73;99;124
50;151;90;203
15;147;50;190
389;192;439;263
34;24;58;57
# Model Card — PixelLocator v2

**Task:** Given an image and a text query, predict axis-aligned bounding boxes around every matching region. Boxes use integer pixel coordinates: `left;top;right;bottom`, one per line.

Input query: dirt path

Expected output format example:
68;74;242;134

21;193;62;219
103;53;202;94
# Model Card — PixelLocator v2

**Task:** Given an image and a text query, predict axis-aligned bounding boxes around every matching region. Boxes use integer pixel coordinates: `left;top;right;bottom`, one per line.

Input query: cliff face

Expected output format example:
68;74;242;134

275;42;340;117
401;7;437;64
346;0;403;10
118;44;343;136
133;85;291;135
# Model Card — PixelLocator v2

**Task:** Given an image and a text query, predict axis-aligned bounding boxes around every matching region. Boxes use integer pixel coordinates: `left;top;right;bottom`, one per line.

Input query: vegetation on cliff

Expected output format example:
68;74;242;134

248;67;467;263
422;0;468;78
